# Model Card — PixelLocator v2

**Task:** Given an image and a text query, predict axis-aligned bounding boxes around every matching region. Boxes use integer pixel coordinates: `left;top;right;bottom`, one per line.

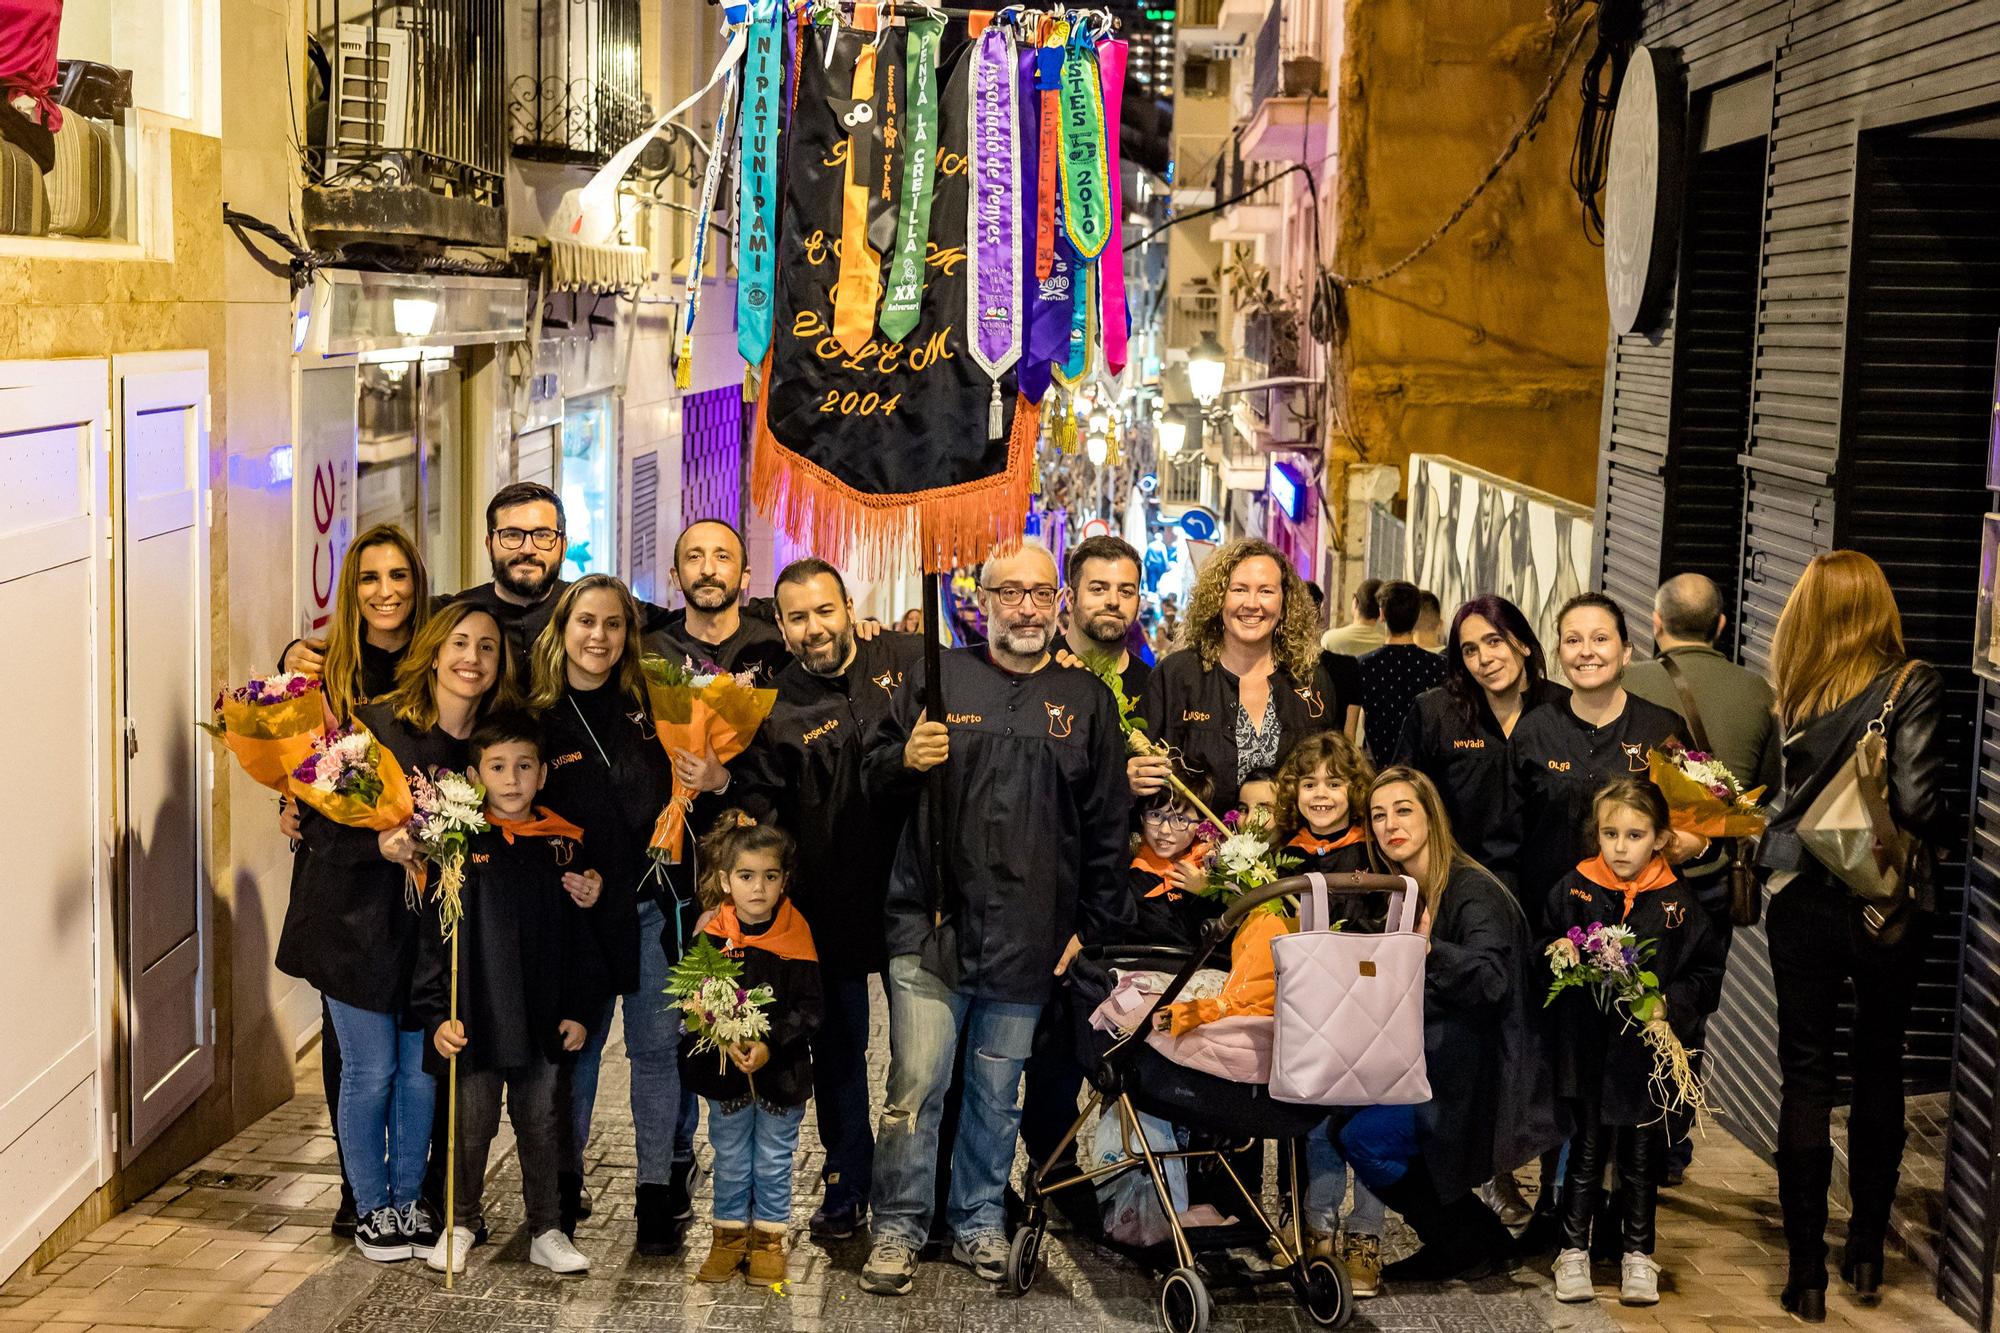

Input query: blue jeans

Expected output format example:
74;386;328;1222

1305;1119;1385;1236
325;998;434;1214
813;971;877;1206
706;1098;806;1225
1336;1103;1422;1194
870;954;1041;1248
564;898;687;1185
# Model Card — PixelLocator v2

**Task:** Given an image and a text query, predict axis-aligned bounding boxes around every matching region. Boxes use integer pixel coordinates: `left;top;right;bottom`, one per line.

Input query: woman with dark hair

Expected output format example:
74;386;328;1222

275;524;429;1237
528;574;694;1255
1760;551;1947;1320
283;601;515;1264
1133;538;1359;813
1391;594;1568;881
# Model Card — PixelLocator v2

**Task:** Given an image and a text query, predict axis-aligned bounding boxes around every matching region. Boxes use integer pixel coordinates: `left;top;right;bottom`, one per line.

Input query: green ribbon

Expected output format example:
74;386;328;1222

1059;40;1110;260
880;16;944;342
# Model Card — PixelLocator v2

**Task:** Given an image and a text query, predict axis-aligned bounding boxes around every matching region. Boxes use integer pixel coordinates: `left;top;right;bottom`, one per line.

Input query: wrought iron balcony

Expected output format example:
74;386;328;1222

511;0;651;167
304;0;509;248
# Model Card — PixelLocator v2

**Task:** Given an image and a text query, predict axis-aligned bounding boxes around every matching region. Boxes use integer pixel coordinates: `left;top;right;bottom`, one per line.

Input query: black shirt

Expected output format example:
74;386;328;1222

868;649;1134;1003
1140;648;1357;814
645;604;791;685
443;580;675;672
1357;643;1449;764
730;632;927;975
1391;678;1570;882
1507;692;1686;926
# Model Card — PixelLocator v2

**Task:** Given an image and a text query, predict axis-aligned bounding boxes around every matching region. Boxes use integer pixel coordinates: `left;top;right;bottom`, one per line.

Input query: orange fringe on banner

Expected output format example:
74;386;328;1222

751;357;1039;577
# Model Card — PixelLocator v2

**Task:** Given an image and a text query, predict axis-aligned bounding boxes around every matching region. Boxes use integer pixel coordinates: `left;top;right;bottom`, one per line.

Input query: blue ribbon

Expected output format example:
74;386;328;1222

735;0;782;366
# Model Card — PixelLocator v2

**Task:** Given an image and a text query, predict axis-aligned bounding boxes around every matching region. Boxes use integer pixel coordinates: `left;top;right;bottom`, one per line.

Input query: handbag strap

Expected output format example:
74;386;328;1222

1855;661;1922;853
1658;652;1712;753
1870;660;1921;733
1298;871;1422;933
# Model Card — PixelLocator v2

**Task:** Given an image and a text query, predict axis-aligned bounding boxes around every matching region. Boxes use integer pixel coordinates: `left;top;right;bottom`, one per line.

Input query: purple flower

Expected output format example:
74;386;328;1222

1567;926;1587;945
1223;809;1241;828
1195;821;1224;842
1623;948;1636;965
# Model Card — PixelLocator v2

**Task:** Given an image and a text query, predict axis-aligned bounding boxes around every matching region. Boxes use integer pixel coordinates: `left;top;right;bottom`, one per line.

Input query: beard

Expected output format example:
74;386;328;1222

797;627;856;676
494;553;557;601
684;577;739;612
994;619;1052;657
1078;609;1130;647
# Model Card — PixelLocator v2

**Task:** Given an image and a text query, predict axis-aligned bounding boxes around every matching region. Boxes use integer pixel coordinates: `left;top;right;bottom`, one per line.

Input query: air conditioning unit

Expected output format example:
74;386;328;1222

325;21;416;177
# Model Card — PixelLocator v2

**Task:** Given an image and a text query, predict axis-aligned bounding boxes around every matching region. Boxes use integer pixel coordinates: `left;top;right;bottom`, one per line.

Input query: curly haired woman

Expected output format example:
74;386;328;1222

1132;538;1360;813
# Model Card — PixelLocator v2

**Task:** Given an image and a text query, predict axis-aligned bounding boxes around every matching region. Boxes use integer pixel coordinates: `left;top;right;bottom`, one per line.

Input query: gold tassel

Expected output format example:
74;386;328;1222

742;362;758;404
675;335;694;390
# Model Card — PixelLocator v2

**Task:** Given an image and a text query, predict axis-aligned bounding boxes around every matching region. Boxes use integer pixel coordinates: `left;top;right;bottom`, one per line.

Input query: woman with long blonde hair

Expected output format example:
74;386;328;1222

1133;538;1360;812
1760;551;1947;1320
527;574;689;1253
1331;767;1562;1285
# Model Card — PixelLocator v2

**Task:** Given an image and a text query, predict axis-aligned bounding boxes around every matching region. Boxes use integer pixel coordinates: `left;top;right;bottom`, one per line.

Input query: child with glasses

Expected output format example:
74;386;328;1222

1127;772;1221;950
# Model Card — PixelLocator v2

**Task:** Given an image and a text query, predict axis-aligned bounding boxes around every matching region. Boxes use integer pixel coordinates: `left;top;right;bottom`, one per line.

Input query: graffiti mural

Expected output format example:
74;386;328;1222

1405;455;1593;666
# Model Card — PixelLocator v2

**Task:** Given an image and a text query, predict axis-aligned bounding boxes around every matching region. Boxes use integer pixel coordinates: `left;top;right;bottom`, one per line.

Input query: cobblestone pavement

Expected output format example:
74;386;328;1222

0;997;1966;1333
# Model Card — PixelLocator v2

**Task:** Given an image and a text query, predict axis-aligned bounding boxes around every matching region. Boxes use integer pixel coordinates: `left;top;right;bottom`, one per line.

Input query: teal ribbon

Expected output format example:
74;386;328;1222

735;0;782;365
1058;39;1110;260
880;16;944;342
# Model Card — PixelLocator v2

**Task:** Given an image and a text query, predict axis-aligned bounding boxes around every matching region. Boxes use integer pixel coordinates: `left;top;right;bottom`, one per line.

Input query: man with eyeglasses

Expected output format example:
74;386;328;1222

858;541;1133;1296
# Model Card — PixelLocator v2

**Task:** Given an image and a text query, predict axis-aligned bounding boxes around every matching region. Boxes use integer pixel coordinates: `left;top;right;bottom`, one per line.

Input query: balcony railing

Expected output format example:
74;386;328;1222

1168;289;1220;350
306;0;508;246
511;0;650;167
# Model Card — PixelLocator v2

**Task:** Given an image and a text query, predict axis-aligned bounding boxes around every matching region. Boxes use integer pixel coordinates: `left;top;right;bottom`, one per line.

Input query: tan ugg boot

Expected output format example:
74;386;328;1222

697;1223;749;1282
745;1225;789;1284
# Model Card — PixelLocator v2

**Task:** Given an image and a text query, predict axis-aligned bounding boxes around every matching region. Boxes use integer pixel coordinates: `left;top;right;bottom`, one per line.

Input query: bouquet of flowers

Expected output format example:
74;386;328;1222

640;656;778;864
199;672;328;792
288;723;414;831
1081;654;1227;831
1192;806;1301;918
1648;743;1767;840
667;936;777;1074
1546;922;1714;1122
407;767;489;935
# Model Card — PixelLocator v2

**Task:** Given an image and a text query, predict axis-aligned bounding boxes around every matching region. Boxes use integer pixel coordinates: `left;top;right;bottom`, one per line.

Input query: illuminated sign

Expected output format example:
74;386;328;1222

1268;459;1306;522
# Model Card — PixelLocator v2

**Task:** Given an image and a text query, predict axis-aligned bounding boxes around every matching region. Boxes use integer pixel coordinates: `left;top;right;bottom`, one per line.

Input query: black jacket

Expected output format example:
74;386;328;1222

676;906;824;1109
729;632;926;975
868;649;1134;1003
1392;679;1570;882
1284;830;1383;928
409;821;609;1075
644;604;791;685
1543;863;1727;1125
1507;693;1685;927
451;580;675;667
538;681;674;995
1416;861;1569;1201
276;702;468;1017
1759;661;1950;912
1124;854;1223;951
1139;649;1359;814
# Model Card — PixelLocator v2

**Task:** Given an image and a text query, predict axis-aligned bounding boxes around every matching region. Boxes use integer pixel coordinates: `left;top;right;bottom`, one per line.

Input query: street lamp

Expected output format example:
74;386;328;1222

1085;432;1108;467
1158;411;1187;458
1188;331;1227;407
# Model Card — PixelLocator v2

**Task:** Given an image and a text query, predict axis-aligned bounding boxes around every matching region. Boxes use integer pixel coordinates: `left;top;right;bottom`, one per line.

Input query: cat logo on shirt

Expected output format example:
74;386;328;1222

628;708;658;741
551;837;576;866
1046;702;1074;738
1622;742;1646;772
1664;900;1685;930
1295;686;1325;719
873;669;901;697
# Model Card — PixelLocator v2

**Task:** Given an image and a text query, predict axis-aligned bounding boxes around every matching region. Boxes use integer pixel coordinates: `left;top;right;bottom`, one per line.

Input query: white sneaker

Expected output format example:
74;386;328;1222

426;1225;477;1274
529;1228;591;1274
1620;1251;1660;1305
1554;1247;1595;1303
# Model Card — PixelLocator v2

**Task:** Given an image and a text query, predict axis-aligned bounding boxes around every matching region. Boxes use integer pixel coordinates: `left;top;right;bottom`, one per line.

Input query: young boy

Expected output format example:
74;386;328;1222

1127;775;1220;950
412;713;607;1277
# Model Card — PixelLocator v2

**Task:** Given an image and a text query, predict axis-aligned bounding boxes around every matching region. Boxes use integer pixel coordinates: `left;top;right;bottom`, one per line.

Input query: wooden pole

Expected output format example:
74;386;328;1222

921;573;949;927
443;928;458;1289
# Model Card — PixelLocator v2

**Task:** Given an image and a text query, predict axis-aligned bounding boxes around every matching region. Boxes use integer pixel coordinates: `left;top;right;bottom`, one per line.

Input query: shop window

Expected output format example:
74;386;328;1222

559;393;615;579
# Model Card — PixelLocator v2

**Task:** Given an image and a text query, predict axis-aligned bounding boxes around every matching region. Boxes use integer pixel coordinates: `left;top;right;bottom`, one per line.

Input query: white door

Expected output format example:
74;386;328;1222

113;354;212;1155
0;361;112;1277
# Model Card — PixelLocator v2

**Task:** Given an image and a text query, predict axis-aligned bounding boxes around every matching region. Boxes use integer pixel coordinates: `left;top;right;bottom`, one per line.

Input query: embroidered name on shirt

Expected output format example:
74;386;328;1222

1546;759;1571;772
550;750;585;768
1569;886;1594;901
803;718;841;745
1182;709;1212;723
1452;738;1486;750
947;711;983;725
472;852;492;864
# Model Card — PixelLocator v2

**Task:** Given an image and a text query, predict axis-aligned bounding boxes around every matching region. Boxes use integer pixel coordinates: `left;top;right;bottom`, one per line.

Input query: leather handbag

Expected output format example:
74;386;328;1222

1268;872;1431;1107
1796;661;1922;945
1659;652;1763;928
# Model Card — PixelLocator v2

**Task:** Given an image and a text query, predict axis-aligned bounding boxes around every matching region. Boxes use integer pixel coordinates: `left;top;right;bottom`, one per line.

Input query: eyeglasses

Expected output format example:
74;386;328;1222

493;526;563;551
1142;809;1197;832
983;584;1059;609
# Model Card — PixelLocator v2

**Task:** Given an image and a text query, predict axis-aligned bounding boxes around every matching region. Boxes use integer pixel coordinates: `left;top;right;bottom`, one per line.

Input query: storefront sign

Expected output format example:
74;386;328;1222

1268;458;1306;521
1604;44;1686;336
296;367;356;638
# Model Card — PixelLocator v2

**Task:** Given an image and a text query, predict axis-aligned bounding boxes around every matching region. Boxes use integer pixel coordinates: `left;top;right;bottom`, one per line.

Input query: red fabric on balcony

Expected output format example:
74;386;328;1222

0;0;63;132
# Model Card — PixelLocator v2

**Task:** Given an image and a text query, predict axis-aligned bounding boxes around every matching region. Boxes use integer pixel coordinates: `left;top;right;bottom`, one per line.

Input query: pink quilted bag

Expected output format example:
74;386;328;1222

1268;872;1431;1106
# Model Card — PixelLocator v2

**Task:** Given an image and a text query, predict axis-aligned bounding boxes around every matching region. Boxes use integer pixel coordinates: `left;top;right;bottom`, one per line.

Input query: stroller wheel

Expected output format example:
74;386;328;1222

1300;1253;1354;1328
1158;1267;1210;1333
1002;1224;1042;1297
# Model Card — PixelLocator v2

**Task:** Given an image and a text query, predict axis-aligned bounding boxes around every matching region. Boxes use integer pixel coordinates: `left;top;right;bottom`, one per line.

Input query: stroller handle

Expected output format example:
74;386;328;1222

1216;871;1411;932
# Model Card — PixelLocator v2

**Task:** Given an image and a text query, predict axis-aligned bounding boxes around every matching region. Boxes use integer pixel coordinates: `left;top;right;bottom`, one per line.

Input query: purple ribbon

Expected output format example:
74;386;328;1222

966;27;1021;383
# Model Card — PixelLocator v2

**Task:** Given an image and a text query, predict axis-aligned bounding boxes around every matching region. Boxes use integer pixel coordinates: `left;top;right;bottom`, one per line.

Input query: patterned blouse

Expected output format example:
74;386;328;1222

1233;691;1280;781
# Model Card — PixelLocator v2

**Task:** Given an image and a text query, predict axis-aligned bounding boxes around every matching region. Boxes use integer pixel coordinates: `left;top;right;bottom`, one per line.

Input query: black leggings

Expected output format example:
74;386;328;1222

1560;1116;1664;1255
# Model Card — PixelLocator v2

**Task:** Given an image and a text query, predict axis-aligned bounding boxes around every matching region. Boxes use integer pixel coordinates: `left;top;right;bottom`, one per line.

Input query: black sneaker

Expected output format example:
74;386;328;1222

331;1193;358;1239
354;1206;411;1262
664;1156;699;1221
809;1193;866;1240
635;1182;684;1257
399;1200;442;1260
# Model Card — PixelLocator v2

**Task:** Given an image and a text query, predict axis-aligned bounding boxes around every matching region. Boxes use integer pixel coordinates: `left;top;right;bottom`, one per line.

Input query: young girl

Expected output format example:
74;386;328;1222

683;812;823;1287
1545;780;1725;1307
1126;774;1219;950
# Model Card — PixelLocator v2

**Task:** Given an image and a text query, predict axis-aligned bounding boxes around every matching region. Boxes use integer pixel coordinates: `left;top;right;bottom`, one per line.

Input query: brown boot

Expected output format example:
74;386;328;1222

697;1223;749;1282
745;1226;788;1284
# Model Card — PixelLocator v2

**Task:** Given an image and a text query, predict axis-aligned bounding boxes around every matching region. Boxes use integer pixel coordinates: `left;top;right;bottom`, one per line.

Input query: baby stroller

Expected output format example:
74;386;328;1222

1006;872;1411;1332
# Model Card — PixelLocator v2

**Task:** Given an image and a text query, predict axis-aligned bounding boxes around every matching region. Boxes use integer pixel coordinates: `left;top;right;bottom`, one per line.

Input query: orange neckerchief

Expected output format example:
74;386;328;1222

1576;853;1677;921
489;807;585;845
707;899;819;963
1133;843;1209;899
1289;826;1366;858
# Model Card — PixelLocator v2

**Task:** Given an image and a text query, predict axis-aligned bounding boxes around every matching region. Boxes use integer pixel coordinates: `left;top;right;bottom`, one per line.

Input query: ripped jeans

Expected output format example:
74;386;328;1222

868;954;1042;1248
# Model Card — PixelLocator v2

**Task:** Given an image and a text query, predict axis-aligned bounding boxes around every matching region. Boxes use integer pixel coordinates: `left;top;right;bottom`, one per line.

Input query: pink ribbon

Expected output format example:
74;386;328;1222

1098;40;1130;375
